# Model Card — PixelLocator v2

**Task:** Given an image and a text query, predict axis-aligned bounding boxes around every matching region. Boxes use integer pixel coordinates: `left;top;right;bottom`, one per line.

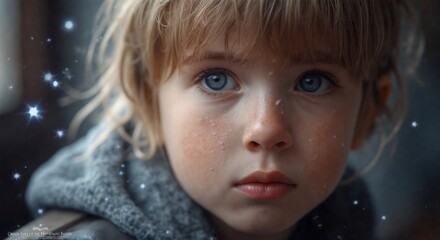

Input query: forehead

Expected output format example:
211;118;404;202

181;29;344;71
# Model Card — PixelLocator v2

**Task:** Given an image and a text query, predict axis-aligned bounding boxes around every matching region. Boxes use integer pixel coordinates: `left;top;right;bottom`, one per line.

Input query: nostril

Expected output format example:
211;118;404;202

247;141;288;151
248;141;260;151
276;140;293;150
276;142;287;149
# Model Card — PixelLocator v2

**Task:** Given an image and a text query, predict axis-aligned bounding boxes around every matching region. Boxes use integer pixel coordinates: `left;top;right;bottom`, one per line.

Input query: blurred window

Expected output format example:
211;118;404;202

0;0;21;114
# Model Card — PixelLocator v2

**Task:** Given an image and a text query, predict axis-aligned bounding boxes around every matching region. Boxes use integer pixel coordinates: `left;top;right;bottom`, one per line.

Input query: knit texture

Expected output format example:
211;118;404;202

26;125;214;239
26;125;376;239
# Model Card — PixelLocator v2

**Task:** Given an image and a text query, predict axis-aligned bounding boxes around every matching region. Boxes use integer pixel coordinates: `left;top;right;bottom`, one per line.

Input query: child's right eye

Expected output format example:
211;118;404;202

198;69;239;94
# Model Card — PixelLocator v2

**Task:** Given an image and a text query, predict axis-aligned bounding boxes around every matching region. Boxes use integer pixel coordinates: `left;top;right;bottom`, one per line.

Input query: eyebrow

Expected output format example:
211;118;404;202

290;51;343;66
183;51;246;64
183;50;343;66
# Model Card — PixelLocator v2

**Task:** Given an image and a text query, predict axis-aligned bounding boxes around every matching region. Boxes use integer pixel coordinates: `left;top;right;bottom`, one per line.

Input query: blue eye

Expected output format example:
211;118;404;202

201;71;238;92
296;72;333;93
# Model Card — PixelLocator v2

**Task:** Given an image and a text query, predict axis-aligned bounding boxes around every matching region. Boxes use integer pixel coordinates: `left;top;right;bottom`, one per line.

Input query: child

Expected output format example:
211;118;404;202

24;0;420;239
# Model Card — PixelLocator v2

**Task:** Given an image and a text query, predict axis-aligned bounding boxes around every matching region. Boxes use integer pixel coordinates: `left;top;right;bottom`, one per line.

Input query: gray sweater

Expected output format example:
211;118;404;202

26;125;376;239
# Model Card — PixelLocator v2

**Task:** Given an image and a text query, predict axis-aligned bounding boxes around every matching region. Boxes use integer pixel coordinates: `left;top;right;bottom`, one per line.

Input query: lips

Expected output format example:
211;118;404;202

234;171;296;200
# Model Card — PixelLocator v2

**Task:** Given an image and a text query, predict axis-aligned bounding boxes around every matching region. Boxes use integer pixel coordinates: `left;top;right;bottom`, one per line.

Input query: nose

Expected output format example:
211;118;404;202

242;97;293;152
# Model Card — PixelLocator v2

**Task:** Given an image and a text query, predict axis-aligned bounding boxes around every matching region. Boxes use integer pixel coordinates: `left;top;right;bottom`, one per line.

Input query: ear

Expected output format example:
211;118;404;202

351;74;392;149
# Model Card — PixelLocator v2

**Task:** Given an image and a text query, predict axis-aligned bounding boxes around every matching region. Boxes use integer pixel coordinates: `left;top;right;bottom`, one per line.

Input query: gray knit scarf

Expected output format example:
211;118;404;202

26;125;214;239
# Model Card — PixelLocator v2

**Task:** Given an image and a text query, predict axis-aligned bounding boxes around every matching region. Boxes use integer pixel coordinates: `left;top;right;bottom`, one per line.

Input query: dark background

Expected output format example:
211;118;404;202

0;0;439;239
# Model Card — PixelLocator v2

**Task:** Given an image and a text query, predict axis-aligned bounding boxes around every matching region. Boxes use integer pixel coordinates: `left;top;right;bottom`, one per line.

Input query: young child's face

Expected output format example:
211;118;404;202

158;37;367;237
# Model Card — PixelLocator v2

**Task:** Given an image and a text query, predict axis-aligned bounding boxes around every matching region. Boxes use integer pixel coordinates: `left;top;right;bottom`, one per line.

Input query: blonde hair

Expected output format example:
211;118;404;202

69;0;422;160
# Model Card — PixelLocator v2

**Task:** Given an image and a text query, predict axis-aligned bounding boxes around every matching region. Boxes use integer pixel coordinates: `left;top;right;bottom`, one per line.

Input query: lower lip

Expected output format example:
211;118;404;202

234;183;295;200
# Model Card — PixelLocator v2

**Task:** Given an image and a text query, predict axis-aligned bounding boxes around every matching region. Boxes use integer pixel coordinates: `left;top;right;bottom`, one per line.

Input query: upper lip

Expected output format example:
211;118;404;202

235;171;295;185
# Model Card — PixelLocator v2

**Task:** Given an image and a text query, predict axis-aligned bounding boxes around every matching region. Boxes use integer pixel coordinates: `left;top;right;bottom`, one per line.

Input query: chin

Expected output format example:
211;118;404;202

210;206;302;238
231;216;296;235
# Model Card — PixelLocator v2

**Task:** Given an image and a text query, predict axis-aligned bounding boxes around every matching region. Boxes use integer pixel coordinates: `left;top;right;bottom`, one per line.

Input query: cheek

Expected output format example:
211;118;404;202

300;105;360;194
174;115;226;166
158;77;239;205
161;105;230;193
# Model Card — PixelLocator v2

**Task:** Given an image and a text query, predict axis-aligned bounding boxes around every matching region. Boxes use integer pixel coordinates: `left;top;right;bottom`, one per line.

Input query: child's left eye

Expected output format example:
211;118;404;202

295;71;335;94
199;70;239;92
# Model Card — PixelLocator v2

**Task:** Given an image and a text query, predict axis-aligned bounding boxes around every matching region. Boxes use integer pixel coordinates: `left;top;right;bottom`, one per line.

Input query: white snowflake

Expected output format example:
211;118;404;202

55;129;65;138
52;80;60;88
43;72;54;82
13;172;21;180
411;121;418;128
64;20;75;31
26;105;42;120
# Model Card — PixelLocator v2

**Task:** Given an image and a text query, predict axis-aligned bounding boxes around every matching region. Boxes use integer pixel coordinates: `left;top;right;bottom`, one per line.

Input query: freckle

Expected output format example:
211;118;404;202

209;118;215;125
209;167;214;172
219;141;225;150
222;130;230;137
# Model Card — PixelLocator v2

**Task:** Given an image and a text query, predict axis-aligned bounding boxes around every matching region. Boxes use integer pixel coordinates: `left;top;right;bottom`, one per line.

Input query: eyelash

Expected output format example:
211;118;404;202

194;68;238;97
294;69;339;95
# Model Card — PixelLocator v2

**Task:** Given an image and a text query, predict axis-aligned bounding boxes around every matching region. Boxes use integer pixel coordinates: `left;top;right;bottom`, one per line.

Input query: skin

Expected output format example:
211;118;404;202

158;39;382;240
